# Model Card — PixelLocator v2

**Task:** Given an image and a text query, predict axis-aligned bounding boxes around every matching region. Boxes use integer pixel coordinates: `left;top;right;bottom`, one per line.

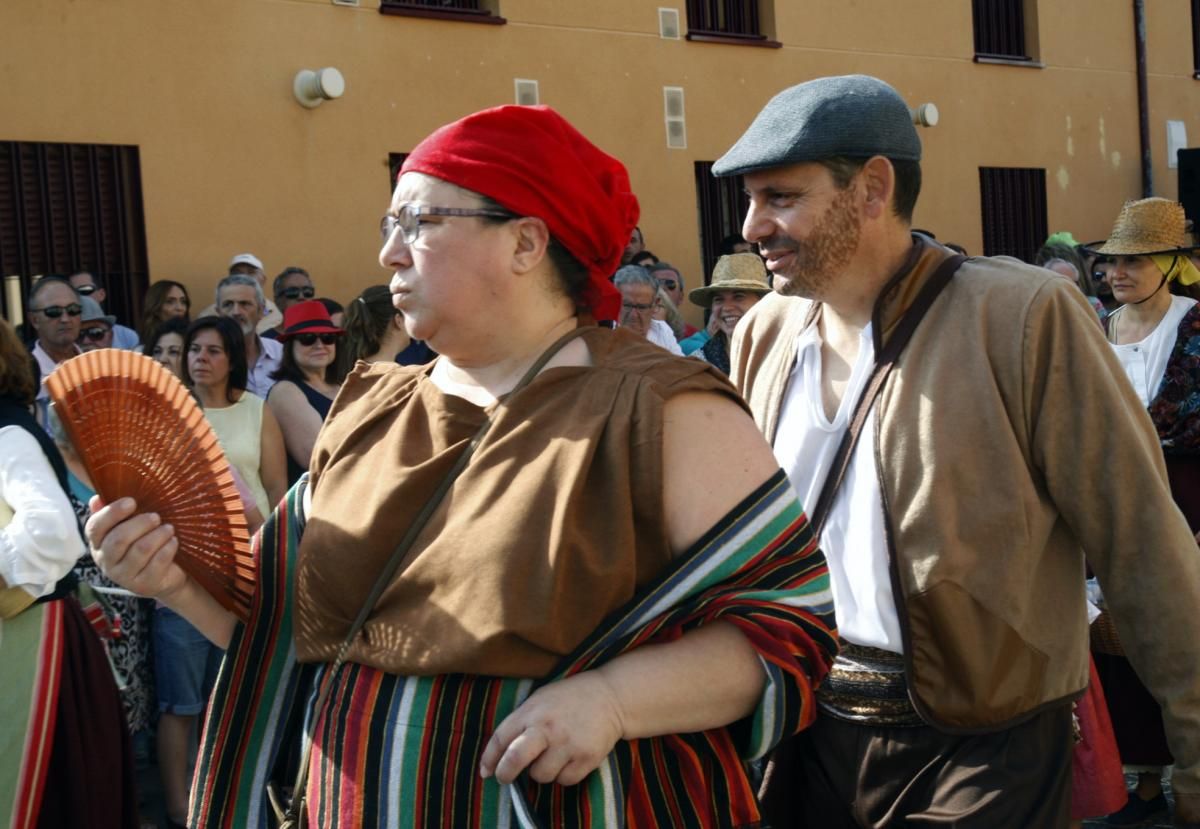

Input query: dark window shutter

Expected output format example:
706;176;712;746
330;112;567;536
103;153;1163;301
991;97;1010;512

694;161;748;286
0;141;148;327
686;0;763;38
972;0;1028;60
979;167;1047;263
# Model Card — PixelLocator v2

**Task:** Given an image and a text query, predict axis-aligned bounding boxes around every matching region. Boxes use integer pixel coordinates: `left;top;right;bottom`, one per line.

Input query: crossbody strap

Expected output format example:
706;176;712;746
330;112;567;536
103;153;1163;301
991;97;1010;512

270;325;591;827
808;254;965;537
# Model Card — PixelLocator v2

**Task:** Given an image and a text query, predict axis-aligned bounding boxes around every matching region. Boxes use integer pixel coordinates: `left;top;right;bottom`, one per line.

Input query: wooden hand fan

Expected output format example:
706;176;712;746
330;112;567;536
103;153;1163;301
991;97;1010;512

45;349;255;622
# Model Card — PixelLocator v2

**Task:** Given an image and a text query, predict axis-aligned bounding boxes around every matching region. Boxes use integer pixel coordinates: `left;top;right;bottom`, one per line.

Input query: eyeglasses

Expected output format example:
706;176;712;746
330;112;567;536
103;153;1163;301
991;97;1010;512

380;203;515;245
74;284;98;296
294;332;339;346
79;327;109;342
622;301;654;315
31;304;83;318
277;286;316;301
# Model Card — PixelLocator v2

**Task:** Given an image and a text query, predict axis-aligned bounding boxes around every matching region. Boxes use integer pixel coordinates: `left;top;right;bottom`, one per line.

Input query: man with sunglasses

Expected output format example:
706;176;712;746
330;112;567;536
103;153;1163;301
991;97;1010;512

648;261;699;339
76;296;115;352
263;266;317;340
68;270;140;349
26;276;82;428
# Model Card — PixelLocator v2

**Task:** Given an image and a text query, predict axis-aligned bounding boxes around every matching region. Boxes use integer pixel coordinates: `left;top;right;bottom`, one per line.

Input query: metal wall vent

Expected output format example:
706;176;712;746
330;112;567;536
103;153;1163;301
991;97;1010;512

663;86;686;149
515;79;540;106
658;8;681;39
332;0;359;7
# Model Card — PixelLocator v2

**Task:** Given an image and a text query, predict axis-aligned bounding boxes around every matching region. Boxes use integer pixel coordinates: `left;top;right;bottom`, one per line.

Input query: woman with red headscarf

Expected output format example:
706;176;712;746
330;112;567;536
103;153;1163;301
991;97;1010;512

86;106;835;827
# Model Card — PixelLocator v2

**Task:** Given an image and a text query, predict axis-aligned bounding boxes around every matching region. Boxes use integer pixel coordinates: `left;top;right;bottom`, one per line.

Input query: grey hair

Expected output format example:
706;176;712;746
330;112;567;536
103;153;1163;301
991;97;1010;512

215;273;266;311
47;405;72;450
648;261;684;290
613;265;659;292
1042;258;1080;279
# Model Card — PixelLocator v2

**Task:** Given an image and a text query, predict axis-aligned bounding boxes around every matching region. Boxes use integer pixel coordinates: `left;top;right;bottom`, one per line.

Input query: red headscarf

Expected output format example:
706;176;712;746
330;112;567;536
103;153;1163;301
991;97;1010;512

400;105;639;321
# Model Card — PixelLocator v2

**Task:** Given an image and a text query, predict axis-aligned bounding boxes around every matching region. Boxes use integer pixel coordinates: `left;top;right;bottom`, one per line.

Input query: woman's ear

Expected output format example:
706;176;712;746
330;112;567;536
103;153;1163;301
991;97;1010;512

510;217;551;275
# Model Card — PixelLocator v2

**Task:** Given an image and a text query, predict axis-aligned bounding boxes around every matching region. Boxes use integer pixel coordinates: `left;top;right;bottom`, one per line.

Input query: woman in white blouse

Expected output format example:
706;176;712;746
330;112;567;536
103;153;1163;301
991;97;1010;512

0;318;137;826
1088;197;1200;825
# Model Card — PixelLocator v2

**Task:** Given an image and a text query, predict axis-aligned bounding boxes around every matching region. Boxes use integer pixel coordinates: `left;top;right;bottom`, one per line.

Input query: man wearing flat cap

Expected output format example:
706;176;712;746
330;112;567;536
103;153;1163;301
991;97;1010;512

719;74;1200;827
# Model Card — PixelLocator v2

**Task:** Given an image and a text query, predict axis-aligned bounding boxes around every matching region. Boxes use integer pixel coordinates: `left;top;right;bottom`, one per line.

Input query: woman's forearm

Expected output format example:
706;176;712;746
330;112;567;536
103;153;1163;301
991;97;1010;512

161;577;238;649
595;620;765;740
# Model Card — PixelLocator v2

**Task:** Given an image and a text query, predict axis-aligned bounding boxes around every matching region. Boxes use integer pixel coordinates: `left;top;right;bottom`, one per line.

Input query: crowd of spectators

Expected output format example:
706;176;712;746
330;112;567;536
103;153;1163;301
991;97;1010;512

8;191;1200;826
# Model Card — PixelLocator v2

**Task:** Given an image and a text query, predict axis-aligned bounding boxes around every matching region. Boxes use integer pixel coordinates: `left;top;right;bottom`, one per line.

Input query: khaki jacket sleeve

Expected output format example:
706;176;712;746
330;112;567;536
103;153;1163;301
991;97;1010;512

1024;280;1200;794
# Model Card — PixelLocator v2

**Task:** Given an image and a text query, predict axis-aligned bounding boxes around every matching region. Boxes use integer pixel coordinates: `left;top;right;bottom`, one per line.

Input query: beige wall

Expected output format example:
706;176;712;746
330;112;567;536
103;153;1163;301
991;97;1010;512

3;0;1198;325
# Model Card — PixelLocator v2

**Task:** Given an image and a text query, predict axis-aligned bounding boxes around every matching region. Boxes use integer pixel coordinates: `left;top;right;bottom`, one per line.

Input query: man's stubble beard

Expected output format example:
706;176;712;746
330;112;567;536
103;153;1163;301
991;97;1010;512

769;185;863;300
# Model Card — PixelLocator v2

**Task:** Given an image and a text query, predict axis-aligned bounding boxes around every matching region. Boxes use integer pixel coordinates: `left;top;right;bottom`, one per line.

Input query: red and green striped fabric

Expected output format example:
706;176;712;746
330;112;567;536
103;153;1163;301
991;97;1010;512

191;470;836;828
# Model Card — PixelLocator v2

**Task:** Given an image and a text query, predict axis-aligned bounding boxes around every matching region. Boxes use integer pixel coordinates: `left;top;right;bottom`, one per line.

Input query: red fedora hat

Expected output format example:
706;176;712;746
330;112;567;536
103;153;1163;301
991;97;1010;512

279;300;344;340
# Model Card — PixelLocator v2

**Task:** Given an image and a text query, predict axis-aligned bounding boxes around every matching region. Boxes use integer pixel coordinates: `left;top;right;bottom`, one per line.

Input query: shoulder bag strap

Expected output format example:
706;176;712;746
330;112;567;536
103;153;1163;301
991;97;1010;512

271;325;591;828
808;254;965;537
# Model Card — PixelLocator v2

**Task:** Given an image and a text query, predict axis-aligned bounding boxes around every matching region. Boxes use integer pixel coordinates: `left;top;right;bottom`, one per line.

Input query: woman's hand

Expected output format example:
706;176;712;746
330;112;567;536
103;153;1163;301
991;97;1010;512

85;495;188;602
479;671;625;786
85;495;238;649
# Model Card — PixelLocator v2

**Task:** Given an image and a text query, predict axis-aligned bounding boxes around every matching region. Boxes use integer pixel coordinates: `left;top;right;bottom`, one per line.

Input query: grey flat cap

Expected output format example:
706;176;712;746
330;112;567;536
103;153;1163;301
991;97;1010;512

713;75;921;177
79;295;116;326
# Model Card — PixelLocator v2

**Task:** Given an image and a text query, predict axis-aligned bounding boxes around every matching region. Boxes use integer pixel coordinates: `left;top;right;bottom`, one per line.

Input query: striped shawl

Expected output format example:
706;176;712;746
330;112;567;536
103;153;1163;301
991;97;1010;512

190;471;836;828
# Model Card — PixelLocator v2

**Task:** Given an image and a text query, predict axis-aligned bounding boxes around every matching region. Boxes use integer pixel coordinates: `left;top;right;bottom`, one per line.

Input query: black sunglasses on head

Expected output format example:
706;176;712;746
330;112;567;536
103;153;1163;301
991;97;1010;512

278;286;316;301
294;332;338;346
32;303;82;318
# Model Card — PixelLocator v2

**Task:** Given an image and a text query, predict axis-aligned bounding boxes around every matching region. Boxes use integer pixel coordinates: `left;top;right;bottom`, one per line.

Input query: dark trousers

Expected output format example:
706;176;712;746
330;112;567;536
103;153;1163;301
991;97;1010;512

780;706;1073;828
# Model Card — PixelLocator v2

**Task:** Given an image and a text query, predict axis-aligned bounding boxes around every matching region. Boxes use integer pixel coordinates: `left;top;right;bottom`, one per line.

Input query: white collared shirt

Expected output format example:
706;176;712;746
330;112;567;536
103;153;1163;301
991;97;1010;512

771;320;903;653
247;335;283;399
1110;295;1197;406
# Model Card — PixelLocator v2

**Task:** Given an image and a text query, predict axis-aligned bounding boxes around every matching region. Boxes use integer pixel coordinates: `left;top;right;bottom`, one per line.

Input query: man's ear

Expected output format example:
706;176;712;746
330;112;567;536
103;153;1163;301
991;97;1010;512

511;216;551;275
859;156;896;221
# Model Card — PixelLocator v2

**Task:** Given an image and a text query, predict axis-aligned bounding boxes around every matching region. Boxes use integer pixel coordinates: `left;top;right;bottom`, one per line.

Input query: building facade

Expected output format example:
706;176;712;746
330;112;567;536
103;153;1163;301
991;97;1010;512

2;0;1199;327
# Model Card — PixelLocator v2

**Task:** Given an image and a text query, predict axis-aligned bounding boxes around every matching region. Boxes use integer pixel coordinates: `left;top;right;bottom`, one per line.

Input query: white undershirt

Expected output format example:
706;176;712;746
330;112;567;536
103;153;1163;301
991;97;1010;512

644;319;684;355
772;321;904;653
0;425;86;598
1110;295;1197;407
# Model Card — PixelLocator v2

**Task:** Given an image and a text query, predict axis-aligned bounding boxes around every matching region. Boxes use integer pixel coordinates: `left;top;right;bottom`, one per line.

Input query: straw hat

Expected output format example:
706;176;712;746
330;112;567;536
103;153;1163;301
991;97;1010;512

1086;198;1194;256
688;253;772;308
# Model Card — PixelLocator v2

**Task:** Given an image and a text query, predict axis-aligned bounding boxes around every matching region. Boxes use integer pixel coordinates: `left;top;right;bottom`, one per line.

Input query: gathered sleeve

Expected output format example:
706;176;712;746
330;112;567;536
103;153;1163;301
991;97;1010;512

0;425;85;598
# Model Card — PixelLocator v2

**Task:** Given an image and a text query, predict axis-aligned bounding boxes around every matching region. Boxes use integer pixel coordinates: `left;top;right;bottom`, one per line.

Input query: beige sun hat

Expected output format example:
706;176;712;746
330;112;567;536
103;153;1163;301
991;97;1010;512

688;253;772;308
1087;197;1194;256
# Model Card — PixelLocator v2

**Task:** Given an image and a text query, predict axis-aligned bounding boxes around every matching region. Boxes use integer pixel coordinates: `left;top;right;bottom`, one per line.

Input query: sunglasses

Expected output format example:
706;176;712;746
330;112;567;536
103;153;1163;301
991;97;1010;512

656;279;679;291
278;286;316;301
294;333;339;346
75;284;98;296
79;327;109;342
31;303;83;318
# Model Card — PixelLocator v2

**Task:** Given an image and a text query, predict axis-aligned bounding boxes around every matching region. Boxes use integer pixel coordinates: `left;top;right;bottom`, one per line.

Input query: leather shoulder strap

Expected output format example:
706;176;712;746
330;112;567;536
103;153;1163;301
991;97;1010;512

809;254;965;536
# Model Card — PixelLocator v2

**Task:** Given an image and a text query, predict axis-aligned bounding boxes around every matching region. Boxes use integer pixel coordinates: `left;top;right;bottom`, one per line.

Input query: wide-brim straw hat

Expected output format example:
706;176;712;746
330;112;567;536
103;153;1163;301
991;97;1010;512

688;253;772;308
1083;198;1195;257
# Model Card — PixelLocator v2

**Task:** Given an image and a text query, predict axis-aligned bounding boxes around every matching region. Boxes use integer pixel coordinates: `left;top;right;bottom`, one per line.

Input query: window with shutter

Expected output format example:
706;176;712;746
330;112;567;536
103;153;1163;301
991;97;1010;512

379;0;505;25
979;167;1047;263
0;141;148;327
685;0;779;47
972;0;1034;61
694;161;749;286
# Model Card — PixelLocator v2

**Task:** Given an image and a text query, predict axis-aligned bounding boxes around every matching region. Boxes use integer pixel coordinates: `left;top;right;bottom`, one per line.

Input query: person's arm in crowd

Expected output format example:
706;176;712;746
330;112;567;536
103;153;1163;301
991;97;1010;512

267;381;324;477
258;402;288;511
1026;279;1200;818
0;425;85;598
85;495;237;648
480;391;784;785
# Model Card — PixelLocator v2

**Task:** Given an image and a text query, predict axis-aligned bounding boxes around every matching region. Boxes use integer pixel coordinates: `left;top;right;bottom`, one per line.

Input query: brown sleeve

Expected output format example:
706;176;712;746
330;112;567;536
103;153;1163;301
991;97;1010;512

1026;279;1200;794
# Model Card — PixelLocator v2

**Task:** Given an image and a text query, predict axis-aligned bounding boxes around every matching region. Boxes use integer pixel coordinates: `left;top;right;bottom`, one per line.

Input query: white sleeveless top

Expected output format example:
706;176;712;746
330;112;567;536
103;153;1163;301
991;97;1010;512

204;393;269;516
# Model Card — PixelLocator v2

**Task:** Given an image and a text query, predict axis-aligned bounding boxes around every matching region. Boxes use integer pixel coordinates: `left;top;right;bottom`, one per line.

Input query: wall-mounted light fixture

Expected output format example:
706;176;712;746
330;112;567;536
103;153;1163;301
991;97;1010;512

293;68;345;109
911;103;939;128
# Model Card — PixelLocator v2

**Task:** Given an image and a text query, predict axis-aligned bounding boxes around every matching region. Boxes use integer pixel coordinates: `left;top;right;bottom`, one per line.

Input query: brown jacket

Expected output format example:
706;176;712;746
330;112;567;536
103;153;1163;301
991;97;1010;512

732;237;1200;793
